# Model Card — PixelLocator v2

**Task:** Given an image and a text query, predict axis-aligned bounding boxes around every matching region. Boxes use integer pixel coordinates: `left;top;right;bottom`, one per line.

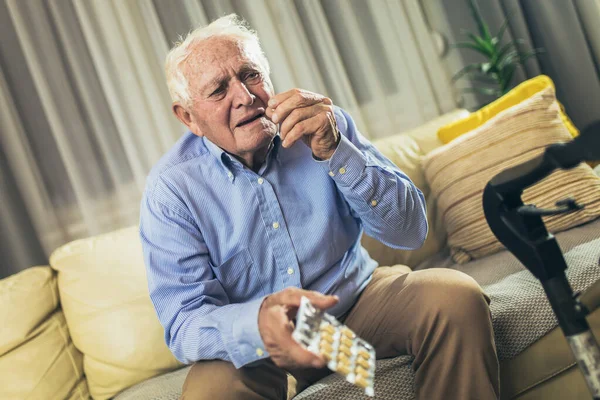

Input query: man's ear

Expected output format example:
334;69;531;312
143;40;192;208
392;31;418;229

172;103;203;137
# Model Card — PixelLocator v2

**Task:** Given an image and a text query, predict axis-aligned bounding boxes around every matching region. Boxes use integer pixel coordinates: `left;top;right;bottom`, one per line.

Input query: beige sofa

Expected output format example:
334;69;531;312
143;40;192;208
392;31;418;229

2;109;599;400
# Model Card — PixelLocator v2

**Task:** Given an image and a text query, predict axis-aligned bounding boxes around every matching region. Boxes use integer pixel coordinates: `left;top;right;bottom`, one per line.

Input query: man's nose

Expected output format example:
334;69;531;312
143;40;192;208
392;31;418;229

231;80;255;108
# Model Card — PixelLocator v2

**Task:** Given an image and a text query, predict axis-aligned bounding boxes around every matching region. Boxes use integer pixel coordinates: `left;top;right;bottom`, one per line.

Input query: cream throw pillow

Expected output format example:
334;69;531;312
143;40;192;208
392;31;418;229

423;87;600;264
49;226;183;400
0;266;89;399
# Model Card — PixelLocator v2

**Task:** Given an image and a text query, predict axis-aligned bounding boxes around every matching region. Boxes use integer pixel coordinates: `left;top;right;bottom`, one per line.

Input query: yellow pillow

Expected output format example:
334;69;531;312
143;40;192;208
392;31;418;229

49;226;183;400
437;75;579;143
424;87;600;264
0;267;89;400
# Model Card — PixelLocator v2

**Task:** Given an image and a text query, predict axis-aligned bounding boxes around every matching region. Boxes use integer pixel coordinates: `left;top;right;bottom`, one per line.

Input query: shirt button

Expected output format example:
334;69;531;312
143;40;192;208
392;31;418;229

339;167;346;174
371;199;378;206
257;178;264;184
227;171;233;178
328;171;335;177
256;348;264;356
287;268;294;275
272;222;280;229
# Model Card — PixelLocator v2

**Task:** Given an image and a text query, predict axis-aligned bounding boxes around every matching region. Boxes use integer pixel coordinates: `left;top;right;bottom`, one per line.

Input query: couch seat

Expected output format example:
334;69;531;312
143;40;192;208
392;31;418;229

114;219;600;400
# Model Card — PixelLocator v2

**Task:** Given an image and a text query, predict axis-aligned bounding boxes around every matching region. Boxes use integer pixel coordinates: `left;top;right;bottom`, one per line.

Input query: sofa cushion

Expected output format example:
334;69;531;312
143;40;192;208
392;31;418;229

0;266;89;400
361;109;468;268
110;220;600;400
49;226;183;400
113;366;191;400
423;87;600;264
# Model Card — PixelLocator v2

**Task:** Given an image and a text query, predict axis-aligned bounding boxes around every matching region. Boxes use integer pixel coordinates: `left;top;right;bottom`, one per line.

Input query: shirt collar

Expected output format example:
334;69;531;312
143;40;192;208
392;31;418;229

202;135;281;181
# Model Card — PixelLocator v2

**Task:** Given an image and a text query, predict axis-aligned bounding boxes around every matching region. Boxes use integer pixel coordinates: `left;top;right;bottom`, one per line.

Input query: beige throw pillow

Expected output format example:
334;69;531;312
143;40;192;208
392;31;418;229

49;226;183;400
423;87;600;264
0;266;89;400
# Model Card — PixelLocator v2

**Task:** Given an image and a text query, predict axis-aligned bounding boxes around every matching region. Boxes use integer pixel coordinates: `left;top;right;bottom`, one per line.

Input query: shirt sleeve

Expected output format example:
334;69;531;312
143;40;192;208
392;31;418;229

139;180;269;368
316;106;428;250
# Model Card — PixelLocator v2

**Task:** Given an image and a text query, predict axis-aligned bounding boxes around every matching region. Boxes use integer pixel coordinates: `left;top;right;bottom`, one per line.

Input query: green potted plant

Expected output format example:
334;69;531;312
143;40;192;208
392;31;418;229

452;0;543;99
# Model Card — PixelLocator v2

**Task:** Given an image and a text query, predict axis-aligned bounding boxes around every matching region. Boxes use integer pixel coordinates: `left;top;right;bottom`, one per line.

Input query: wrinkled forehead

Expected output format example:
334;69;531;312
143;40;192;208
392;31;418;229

184;36;265;81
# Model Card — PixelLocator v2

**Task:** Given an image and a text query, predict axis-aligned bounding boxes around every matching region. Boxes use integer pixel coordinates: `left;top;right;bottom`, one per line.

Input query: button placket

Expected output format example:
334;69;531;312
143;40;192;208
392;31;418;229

254;173;300;291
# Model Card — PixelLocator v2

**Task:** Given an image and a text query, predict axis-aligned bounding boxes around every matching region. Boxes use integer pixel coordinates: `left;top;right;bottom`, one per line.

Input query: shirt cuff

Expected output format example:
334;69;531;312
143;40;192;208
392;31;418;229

317;134;367;186
229;296;270;368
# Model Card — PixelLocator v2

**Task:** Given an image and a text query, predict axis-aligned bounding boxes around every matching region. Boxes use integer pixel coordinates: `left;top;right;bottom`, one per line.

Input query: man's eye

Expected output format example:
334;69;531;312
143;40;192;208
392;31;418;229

244;72;261;82
210;86;226;97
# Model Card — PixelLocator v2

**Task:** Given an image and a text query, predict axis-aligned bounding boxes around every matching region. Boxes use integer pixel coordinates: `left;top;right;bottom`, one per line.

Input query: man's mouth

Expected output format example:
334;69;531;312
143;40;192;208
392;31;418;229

236;111;265;127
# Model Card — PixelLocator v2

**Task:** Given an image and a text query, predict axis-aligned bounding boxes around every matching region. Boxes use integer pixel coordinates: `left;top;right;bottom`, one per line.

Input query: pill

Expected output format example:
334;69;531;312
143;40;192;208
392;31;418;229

355;376;369;388
338;345;352;356
358;349;371;359
341;337;353;348
355;366;370;378
320;349;332;360
356;358;371;369
320;333;334;344
320;324;336;335
341;327;355;338
337;364;351;375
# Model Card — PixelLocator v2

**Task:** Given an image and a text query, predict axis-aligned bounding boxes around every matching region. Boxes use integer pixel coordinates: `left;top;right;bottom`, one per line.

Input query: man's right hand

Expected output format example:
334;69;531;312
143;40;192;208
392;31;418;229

258;287;339;369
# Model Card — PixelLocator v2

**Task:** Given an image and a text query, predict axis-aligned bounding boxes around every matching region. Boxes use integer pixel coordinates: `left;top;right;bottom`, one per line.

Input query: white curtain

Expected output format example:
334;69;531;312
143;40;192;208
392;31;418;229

0;0;456;276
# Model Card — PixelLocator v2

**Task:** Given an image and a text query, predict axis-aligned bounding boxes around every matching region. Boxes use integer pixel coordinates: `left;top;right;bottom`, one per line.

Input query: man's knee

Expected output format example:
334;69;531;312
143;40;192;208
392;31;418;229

181;360;289;400
413;269;491;328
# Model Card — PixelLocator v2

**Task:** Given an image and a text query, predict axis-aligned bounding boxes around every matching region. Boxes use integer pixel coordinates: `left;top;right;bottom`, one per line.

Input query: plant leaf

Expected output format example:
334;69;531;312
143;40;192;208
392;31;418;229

452;63;487;81
500;64;516;91
519;49;544;63
496;18;510;44
496;42;516;62
481;62;492;73
467;0;492;41
498;49;519;70
451;42;495;57
457;70;499;84
466;32;495;56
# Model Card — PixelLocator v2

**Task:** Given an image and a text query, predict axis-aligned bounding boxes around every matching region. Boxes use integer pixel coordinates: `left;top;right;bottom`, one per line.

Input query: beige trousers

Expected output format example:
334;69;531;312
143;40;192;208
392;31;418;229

181;266;500;399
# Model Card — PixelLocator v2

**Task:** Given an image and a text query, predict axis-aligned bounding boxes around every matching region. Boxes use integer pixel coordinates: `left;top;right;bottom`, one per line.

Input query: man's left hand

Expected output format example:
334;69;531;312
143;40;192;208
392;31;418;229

265;89;340;160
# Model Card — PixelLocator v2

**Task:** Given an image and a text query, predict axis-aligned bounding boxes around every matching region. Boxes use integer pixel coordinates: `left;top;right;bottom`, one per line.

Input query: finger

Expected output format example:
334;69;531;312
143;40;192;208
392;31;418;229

270;90;327;124
271;287;339;310
286;338;327;368
279;317;326;368
279;103;329;142
269;306;325;367
301;290;339;310
267;88;300;109
281;114;322;149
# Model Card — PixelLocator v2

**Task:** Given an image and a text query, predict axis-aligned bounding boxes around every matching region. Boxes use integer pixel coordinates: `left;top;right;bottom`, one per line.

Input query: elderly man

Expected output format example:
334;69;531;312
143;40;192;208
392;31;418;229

140;14;499;400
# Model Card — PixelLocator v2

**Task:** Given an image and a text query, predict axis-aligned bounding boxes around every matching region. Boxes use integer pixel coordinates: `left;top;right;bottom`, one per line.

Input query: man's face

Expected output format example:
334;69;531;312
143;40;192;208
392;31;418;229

176;36;277;167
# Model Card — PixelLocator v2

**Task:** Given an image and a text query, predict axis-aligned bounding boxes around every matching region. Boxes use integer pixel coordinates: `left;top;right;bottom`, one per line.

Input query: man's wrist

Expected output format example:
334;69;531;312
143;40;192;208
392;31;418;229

312;130;341;161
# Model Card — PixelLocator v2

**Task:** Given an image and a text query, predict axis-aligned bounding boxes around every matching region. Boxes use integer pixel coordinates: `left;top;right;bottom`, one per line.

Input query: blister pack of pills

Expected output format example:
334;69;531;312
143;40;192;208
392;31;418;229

292;296;376;397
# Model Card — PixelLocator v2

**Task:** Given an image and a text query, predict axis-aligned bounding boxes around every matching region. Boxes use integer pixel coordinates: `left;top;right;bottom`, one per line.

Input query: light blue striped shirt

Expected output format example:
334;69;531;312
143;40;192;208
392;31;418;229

140;106;427;368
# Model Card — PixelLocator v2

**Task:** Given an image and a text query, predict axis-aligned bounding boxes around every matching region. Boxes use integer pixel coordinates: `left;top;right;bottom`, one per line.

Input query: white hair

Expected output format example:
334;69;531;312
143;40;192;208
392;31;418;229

165;14;270;107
